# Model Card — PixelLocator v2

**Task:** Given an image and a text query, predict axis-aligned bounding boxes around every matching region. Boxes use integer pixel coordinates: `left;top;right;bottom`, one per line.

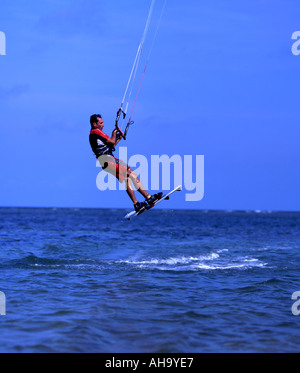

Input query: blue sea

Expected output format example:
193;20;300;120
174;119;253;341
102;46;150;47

0;207;300;353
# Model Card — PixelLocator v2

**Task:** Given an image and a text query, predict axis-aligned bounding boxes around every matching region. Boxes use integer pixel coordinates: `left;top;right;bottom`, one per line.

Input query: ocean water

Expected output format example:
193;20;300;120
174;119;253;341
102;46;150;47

0;207;300;353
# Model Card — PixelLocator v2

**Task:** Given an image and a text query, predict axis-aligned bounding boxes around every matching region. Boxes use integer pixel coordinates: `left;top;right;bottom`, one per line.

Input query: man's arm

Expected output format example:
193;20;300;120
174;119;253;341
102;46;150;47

106;128;124;147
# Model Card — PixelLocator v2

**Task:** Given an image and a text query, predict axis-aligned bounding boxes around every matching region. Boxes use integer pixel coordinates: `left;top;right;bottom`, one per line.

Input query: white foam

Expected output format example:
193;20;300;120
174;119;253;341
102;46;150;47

119;251;267;272
120;253;220;266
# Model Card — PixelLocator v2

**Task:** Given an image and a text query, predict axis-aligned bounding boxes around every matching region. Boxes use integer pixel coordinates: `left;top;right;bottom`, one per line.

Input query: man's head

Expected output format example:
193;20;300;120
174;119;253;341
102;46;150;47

90;114;104;130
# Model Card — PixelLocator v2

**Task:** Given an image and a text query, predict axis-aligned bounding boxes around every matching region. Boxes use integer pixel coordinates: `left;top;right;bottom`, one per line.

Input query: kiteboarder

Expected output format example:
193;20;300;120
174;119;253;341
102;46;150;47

89;114;162;212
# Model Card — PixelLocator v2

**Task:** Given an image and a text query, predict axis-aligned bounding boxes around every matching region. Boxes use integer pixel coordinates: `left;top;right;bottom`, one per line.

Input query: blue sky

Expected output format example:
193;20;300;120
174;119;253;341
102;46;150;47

0;0;300;211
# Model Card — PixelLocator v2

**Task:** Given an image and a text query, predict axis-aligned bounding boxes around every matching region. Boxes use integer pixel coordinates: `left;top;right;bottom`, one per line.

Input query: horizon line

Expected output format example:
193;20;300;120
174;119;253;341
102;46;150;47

0;205;299;214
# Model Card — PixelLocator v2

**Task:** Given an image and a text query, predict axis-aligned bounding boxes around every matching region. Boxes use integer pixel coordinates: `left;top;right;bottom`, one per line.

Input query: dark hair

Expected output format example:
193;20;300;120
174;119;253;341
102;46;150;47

90;114;102;127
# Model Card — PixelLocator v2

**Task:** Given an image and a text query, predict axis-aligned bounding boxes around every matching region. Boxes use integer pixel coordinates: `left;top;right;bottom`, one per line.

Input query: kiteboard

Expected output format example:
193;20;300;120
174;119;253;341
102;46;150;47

124;185;182;220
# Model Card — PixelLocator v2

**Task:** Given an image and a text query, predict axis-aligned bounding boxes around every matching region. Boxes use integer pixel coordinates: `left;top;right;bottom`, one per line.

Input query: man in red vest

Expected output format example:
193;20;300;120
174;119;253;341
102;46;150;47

89;114;162;212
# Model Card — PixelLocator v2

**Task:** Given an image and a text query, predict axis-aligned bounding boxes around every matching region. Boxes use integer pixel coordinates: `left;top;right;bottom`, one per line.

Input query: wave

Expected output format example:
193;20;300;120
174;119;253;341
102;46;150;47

2;254;103;271
119;253;220;266
118;251;267;272
2;250;267;273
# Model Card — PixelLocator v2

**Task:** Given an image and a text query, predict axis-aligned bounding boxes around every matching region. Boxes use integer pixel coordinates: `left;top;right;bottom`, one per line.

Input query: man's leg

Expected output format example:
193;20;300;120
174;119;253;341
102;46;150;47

125;177;138;205
127;169;151;201
128;170;163;207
